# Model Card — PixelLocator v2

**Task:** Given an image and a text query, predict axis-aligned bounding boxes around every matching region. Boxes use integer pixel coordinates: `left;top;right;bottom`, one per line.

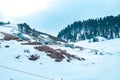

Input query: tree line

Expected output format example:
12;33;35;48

18;23;41;37
17;23;65;43
0;21;10;26
57;14;120;42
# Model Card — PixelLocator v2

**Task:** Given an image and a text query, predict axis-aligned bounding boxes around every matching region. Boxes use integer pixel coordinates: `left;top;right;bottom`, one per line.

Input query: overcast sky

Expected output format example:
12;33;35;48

0;0;120;36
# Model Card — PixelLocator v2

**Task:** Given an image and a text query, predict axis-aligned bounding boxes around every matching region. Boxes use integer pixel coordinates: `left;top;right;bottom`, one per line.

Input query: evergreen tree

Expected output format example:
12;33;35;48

57;14;120;42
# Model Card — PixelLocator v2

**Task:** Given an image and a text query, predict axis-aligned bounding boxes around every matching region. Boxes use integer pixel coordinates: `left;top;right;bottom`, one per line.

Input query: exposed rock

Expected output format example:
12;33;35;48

28;54;40;61
35;45;84;62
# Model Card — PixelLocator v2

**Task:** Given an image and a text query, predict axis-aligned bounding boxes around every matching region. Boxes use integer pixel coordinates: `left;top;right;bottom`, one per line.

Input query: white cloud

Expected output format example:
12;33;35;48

0;0;49;17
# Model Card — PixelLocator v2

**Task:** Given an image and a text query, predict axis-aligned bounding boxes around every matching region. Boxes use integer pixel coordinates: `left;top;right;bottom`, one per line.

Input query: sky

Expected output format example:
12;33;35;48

0;0;120;36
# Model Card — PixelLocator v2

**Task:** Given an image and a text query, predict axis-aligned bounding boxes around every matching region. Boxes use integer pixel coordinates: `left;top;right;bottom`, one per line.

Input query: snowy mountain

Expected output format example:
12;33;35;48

0;23;120;80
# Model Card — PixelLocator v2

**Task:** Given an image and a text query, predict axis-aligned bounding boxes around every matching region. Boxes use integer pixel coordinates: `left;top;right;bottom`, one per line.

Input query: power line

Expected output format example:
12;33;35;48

0;64;54;80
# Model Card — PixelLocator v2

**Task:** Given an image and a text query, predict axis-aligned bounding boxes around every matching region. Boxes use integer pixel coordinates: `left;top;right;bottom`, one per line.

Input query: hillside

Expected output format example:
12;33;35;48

57;14;120;42
0;23;120;80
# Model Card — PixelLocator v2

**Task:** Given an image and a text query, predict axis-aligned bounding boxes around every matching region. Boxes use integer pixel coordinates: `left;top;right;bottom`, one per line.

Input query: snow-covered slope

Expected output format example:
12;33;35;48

0;23;65;44
0;24;120;80
74;38;120;54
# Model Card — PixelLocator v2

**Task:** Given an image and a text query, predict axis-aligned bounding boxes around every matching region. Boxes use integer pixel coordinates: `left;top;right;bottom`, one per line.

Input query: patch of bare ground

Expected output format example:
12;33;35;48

34;45;85;62
21;42;41;45
0;32;19;40
5;45;10;48
17;39;24;42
